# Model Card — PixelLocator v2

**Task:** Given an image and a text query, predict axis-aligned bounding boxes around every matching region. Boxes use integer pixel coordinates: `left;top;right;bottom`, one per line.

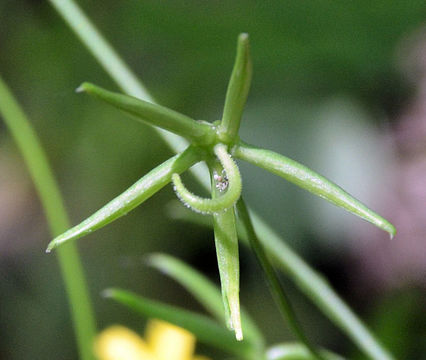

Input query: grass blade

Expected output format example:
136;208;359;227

237;199;325;360
146;252;265;349
0;75;97;360
104;288;254;357
266;343;345;360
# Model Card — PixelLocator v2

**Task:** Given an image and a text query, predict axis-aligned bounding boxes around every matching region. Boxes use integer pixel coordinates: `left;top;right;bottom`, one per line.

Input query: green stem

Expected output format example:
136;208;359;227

245;212;394;360
104;288;253;358
47;2;394;359
236;199;324;360
0;76;96;360
266;343;345;360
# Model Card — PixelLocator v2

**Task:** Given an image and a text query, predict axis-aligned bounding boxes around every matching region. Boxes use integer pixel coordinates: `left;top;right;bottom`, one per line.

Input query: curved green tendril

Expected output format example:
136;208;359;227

172;143;242;214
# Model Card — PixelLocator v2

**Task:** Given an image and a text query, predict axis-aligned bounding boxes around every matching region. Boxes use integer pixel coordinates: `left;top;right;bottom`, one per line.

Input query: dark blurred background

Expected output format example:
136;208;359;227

1;1;426;359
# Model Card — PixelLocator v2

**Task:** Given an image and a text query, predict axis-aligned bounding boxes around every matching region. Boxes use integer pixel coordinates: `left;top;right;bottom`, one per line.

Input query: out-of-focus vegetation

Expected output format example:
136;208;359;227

1;1;425;359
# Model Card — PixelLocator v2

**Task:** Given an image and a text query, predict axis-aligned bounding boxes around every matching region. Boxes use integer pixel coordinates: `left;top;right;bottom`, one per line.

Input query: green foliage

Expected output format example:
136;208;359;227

0;76;97;360
3;0;414;358
104;288;256;358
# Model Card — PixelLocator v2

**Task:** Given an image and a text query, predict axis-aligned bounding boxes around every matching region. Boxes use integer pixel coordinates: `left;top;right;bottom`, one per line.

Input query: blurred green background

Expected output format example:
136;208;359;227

1;1;426;359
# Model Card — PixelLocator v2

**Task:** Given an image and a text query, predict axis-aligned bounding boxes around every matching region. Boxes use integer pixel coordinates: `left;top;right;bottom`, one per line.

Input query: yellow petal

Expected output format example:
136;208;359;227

145;320;196;360
94;325;157;360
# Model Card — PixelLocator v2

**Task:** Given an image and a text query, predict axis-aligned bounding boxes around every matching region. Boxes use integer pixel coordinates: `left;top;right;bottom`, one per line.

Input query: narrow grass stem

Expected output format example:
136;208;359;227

236;198;325;360
0;76;96;360
245;212;395;360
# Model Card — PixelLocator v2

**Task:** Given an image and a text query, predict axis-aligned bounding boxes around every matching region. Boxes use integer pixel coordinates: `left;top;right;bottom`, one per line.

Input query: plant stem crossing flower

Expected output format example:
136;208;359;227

94;320;210;360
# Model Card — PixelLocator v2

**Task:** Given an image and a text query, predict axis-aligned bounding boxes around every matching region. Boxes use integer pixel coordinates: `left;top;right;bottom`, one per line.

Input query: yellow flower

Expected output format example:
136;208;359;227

94;320;211;360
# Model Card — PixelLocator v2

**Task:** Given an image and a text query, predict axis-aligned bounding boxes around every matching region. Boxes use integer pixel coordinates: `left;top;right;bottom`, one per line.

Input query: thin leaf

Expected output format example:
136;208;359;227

243;211;395;360
47;146;200;251
77;82;215;144
219;33;252;142
146;253;265;349
104;288;254;358
266;343;345;360
234;141;396;237
208;160;242;341
165;197;395;360
0;75;97;360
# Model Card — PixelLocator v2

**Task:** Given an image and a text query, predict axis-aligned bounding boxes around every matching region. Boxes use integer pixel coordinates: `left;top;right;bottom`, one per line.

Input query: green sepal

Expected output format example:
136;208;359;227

234;142;396;237
219;33;252;143
266;343;346;360
47;146;200;251
77;82;215;144
146;252;265;350
103;288;254;357
209;160;242;341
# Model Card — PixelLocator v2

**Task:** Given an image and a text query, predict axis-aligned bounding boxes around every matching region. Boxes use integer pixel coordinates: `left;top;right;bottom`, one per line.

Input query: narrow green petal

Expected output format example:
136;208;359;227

103;288;253;357
47;147;200;251
146;253;265;349
77;82;215;144
209;161;242;341
219;33;252;143
172;143;242;214
266;343;346;360
234;142;396;237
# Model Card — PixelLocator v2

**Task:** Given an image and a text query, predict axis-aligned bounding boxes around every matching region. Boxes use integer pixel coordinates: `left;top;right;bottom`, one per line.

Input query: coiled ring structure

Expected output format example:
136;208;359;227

172;143;242;214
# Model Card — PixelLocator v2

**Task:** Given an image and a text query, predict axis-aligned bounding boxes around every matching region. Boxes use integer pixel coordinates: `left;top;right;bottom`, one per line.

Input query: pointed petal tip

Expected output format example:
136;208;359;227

383;222;396;240
75;82;92;94
75;84;85;93
45;241;56;253
238;33;249;42
235;328;243;341
142;253;161;268
237;33;250;49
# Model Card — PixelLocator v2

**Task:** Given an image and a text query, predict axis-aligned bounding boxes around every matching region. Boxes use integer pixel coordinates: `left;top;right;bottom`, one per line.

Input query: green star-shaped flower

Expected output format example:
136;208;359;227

47;33;395;341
